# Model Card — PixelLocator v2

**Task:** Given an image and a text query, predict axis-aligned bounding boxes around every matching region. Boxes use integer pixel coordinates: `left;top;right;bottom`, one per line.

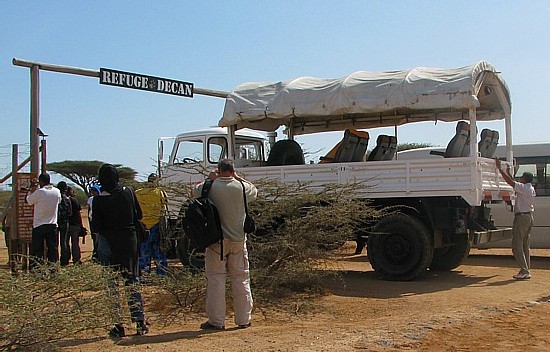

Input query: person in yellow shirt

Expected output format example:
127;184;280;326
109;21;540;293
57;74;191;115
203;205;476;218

136;173;168;275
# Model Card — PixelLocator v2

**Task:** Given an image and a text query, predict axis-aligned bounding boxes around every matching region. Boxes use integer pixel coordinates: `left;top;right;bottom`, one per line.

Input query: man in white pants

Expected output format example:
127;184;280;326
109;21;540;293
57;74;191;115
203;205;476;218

197;159;257;330
495;158;536;280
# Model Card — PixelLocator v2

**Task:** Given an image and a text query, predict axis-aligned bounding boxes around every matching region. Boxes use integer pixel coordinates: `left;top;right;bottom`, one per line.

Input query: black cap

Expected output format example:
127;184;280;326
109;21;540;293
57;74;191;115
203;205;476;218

521;172;534;183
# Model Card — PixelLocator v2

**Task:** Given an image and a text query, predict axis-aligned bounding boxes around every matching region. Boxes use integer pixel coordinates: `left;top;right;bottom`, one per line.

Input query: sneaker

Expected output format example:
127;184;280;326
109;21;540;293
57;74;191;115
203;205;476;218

237;323;251;329
513;273;531;280
108;324;125;338
200;321;225;330
136;320;149;335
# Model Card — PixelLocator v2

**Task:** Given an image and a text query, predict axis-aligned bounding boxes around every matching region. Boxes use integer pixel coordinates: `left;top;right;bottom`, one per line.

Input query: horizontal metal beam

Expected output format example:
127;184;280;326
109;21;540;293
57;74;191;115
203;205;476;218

12;58;229;98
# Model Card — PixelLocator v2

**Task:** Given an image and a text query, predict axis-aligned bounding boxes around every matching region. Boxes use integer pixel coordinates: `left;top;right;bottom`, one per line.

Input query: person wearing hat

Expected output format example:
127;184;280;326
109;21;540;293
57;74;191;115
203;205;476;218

92;164;148;337
495;158;536;280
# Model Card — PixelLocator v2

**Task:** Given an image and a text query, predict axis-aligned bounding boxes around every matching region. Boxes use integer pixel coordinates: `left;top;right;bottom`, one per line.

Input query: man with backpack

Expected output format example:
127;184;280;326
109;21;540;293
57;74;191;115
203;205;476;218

65;186;84;265
57;181;73;266
195;159;257;331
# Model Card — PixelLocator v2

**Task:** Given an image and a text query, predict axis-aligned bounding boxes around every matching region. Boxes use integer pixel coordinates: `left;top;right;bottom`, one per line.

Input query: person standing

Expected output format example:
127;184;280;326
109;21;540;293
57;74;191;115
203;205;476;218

197;159;257;330
87;184;101;261
65;186;83;265
495;158;536;280
26;173;61;268
57;181;73;266
136;173;168;275
92;163;148;337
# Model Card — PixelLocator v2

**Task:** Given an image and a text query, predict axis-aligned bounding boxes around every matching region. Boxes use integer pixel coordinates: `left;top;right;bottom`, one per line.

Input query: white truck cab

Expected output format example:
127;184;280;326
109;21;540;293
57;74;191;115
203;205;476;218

159;61;515;280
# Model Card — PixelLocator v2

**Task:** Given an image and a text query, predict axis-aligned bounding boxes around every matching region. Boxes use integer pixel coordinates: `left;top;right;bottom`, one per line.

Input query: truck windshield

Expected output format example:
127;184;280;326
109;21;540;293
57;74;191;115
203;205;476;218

206;137;264;164
173;139;203;164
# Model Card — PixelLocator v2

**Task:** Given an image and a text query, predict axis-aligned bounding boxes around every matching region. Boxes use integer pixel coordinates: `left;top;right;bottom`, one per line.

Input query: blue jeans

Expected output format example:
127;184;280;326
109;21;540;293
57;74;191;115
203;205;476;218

139;224;168;275
97;234;145;323
30;224;58;269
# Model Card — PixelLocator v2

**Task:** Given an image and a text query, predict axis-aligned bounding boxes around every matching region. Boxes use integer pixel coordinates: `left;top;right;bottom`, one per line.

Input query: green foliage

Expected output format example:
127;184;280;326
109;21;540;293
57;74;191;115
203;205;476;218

47;160;137;196
396;142;435;152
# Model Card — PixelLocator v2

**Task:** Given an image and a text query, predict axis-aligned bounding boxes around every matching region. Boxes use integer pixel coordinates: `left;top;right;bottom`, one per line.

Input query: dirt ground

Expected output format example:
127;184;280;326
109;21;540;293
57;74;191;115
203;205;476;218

2;234;550;352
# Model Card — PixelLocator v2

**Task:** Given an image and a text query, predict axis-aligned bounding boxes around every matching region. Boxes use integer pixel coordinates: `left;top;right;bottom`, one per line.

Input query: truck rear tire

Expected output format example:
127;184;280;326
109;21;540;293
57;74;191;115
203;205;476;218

367;214;433;281
429;234;470;271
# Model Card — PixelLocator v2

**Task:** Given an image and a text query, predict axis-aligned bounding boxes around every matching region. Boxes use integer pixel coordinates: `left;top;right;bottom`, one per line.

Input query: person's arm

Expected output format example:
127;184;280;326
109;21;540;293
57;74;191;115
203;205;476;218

495;158;516;187
25;180;39;204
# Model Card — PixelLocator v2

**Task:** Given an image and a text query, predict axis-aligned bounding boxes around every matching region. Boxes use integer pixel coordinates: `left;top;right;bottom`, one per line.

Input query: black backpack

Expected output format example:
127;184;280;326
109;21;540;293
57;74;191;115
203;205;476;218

58;194;72;226
183;179;223;258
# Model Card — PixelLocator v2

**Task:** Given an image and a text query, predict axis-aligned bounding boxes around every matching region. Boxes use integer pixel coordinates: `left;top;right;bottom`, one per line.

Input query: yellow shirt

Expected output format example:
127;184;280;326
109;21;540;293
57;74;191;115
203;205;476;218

135;187;167;229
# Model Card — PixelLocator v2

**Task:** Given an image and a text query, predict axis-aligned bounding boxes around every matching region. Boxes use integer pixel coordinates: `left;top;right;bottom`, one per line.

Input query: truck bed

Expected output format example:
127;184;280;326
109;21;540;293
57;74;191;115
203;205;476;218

237;156;514;206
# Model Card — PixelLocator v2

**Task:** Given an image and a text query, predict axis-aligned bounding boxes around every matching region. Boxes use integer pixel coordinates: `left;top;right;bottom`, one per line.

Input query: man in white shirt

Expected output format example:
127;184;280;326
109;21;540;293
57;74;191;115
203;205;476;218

26;173;61;268
196;159;257;330
495;158;536;280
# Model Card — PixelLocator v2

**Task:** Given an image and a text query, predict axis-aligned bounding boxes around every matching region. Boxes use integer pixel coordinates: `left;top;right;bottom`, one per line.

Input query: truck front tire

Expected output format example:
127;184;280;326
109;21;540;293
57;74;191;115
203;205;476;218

367;214;433;281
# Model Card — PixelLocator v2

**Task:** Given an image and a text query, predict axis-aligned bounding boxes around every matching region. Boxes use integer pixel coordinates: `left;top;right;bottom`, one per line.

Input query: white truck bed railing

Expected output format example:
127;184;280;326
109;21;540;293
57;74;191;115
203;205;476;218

234;157;513;206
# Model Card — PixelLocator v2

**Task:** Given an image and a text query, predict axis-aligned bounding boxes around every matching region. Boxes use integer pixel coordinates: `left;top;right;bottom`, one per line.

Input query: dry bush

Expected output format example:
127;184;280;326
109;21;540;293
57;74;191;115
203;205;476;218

0;180;385;349
0;261;121;351
247;180;382;300
143;267;206;325
147;180;384;319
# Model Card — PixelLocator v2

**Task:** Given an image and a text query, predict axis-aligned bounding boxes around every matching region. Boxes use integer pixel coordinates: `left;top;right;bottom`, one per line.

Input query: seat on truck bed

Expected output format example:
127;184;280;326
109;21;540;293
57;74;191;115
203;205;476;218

319;129;369;163
430;121;470;158
367;135;397;161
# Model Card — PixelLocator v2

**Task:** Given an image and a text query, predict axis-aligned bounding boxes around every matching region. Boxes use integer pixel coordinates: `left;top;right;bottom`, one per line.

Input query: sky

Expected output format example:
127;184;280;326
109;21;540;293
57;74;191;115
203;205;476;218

1;1;549;184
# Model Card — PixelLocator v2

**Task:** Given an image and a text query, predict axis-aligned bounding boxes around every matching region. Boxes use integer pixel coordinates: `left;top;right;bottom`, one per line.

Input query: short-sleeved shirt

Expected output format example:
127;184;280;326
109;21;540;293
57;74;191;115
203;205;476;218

26;185;61;228
514;182;536;214
195;177;257;242
135;187;167;229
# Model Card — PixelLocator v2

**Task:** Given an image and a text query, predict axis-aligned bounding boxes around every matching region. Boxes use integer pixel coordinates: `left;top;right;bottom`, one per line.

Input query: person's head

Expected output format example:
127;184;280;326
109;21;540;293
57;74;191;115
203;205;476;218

38;173;50;187
217;159;235;176
147;173;158;183
98;163;120;192
57;181;68;193
67;186;75;197
520;172;534;184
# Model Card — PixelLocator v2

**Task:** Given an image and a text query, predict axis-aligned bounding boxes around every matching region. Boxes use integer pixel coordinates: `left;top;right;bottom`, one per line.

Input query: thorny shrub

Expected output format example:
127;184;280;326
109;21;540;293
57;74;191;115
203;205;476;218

0;179;384;350
0;261;119;351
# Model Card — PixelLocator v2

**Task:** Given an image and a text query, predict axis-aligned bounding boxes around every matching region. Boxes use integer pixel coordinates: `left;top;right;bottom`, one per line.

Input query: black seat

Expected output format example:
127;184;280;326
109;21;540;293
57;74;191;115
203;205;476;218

430;121;470;158
266;140;305;166
368;135;396;161
479;129;499;158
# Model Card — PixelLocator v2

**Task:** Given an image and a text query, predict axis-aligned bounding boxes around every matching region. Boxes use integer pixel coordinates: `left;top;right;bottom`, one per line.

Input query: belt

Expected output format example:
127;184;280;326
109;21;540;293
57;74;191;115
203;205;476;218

515;212;532;215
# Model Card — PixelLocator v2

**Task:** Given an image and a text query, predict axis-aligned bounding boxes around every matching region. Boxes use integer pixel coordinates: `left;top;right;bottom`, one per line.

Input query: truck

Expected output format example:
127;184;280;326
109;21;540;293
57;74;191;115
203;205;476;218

158;61;515;280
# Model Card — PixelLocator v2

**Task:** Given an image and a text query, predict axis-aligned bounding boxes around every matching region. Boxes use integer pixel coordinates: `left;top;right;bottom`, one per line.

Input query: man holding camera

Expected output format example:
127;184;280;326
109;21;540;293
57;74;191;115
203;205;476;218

26;173;61;268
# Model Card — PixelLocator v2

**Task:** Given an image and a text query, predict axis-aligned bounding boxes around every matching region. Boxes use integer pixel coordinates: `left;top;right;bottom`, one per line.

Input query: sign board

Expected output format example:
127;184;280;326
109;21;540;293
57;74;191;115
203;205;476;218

99;68;194;98
15;173;36;242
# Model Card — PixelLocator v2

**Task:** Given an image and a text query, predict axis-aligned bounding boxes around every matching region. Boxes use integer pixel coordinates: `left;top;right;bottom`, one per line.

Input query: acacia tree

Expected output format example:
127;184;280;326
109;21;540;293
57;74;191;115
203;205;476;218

47;160;137;196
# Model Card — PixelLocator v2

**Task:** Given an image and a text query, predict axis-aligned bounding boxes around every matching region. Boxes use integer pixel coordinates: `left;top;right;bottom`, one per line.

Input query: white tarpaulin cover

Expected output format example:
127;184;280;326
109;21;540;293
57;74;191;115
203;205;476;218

220;61;511;135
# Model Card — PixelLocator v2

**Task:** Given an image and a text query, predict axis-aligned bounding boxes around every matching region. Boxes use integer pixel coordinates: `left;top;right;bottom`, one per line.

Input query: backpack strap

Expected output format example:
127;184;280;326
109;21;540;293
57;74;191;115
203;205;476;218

201;178;223;260
201;178;214;198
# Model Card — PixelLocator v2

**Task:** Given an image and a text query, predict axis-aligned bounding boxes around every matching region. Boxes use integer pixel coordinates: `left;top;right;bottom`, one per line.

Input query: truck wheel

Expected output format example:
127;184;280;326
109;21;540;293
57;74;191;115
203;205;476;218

367;214;433;281
429;234;470;271
267;140;305;166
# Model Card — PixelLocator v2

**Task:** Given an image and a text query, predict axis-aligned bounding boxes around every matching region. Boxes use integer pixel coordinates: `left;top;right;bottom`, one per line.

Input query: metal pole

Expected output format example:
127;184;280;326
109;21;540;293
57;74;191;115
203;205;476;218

13;58;229;99
30;65;40;175
11;144;19;268
40;139;47;174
